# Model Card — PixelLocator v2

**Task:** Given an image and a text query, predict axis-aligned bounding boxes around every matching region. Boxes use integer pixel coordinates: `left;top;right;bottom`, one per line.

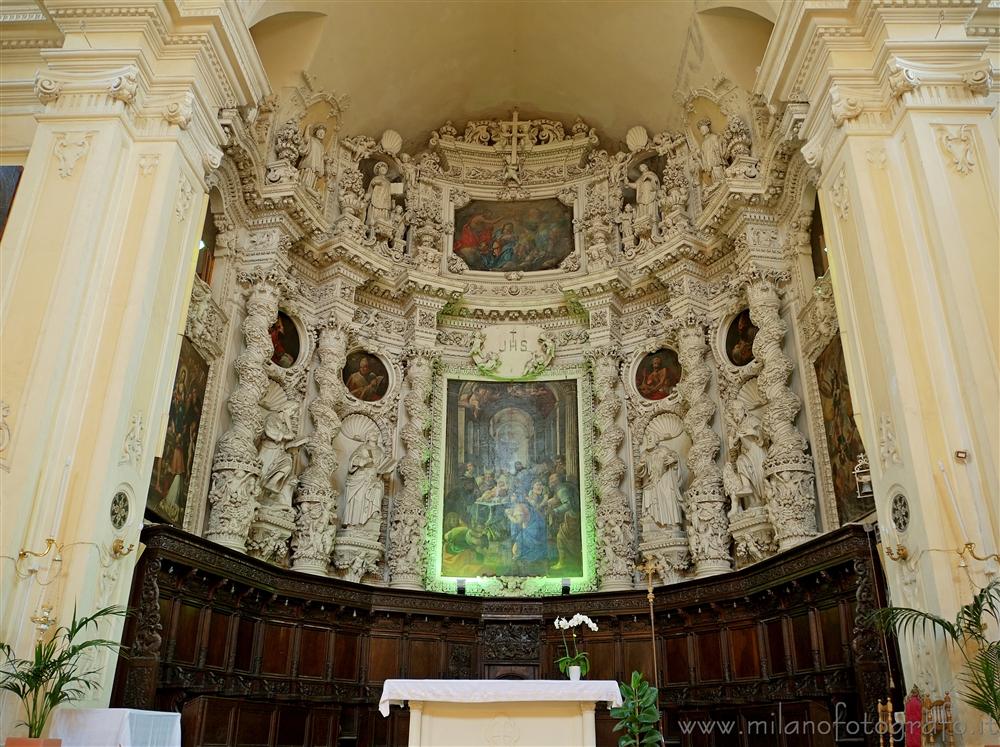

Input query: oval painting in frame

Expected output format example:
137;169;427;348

342;351;391;402
725;309;758;367
635;348;682;401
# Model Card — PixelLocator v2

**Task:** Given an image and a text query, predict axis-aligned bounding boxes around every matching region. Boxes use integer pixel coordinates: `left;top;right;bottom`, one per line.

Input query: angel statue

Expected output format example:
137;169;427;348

637;432;686;530
522;332;556;377
342;432;396;529
723;402;767;518
470;330;500;373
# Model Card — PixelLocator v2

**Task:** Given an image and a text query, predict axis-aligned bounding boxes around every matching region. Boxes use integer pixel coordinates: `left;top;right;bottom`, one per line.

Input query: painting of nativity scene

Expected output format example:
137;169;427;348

441;379;583;579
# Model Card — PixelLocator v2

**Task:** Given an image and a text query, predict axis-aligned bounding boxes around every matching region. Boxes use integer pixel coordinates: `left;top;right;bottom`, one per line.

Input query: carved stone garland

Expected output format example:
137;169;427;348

747;275;817;549
590;348;635;590
387;350;436;589
292;323;348;575
676;316;731;577
205;275;284;552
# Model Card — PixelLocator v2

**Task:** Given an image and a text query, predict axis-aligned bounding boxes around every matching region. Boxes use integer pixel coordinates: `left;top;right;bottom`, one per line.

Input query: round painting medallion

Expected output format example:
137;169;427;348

635;348;681;401
268;311;300;368
342;351;390;402
725;309;758;367
110;490;130;530
890;493;910;534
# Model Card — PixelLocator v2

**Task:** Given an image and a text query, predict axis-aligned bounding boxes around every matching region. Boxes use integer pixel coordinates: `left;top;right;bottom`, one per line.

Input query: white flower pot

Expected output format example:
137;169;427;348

568;665;581;681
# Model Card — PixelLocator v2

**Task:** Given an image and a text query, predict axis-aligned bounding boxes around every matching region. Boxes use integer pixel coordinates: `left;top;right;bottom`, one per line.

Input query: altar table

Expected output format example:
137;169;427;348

380;679;623;747
49;708;181;747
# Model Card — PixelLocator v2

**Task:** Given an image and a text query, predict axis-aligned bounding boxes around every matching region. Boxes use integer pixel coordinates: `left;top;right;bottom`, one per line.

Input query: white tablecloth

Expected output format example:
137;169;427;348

49;708;180;747
379;679;623;717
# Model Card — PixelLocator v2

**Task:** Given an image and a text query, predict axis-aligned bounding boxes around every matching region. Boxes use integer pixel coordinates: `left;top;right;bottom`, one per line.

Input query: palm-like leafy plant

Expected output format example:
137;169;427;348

870;579;1000;727
0;605;126;738
610;671;663;747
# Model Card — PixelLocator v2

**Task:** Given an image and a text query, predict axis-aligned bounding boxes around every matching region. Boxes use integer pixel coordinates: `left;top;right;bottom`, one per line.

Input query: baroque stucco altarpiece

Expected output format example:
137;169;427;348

187;72;840;597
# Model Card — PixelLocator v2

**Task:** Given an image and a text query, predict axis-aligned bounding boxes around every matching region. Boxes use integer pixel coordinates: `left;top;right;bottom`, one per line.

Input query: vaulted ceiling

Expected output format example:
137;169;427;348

245;0;778;151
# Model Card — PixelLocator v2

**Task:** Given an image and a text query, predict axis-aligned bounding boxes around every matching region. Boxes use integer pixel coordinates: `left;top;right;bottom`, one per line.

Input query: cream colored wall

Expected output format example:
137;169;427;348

760;2;999;743
0;0;268;738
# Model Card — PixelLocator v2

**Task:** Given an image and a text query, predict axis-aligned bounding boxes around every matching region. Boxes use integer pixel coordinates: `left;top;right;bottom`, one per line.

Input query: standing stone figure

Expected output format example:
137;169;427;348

723;402;767;517
297;124;327;191
637;433;686;529
342;432;394;528
258;398;300;508
628;163;660;223
365;162;395;226
695;118;726;187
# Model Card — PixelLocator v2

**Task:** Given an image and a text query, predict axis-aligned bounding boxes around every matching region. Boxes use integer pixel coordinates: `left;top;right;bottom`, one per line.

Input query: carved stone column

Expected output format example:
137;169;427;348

676;314;731;577
292;323;348;575
746;273;817;550
387;350;436;589
205;269;286;552
590;347;635;590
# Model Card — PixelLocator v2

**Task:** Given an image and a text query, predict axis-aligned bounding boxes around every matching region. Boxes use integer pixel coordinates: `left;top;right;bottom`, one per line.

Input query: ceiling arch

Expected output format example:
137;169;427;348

248;0;778;149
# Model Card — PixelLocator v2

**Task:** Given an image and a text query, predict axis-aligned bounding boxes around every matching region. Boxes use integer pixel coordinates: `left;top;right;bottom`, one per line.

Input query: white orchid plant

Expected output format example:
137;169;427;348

554;613;598;677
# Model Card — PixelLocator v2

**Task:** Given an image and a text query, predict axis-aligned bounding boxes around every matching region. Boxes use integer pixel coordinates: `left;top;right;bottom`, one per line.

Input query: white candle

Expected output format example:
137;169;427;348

937;461;970;542
49;458;71;540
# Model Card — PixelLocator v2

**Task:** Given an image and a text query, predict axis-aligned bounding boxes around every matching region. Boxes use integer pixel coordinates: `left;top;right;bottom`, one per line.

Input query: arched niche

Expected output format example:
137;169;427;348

249;11;328;89
696;5;775;92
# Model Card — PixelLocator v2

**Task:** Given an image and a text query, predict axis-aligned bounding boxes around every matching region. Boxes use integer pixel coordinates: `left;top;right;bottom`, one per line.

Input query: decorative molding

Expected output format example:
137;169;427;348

934;124;976;176
119;413;144;468
175;177;195;222
878;413;902;470
830;167;850;220
53;131;94;178
829;86;863;128
138;154;159;176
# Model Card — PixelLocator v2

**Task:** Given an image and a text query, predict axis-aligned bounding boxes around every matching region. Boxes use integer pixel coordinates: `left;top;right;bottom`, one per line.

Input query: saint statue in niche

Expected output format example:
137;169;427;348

635;348;682;400
695;117;726;187
342;432;395;529
297;123;327;192
342;351;390;402
723;401;767;517
627;163;660;223
365;161;397;226
725;309;758;367
268;312;300;368
637;434;686;530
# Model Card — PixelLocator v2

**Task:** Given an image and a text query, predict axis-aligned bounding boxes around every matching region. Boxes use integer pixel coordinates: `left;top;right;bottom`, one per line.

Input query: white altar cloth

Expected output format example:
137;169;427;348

49;708;181;747
379;679;623;717
380;679;623;747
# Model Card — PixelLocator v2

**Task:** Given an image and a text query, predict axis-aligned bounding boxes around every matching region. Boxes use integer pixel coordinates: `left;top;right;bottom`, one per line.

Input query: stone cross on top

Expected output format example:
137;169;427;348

498;110;532;157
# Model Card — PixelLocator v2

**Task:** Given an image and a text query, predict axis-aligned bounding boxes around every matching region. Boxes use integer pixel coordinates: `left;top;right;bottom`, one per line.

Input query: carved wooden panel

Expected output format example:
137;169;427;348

113;523;896;747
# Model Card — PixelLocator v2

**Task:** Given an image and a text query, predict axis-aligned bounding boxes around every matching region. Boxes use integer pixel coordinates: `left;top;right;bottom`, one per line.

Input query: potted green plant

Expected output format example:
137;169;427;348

554;613;598;680
871;578;999;732
611;671;663;746
0;604;126;745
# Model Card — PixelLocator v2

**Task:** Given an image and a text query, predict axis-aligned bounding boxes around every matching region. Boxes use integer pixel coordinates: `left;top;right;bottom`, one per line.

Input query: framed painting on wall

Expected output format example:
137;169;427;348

815;336;871;523
451;198;574;272
427;372;595;595
146;337;210;526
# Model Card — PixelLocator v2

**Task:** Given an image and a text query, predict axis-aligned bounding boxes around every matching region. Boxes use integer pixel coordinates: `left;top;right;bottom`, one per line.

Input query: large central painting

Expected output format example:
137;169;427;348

452;198;574;272
437;377;587;587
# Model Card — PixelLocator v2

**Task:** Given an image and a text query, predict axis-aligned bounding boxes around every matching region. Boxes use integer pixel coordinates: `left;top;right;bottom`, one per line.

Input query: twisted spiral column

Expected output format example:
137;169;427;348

205;276;282;552
747;275;817;549
387;350;436;589
292;323;348;574
676;316;731;576
591;348;634;590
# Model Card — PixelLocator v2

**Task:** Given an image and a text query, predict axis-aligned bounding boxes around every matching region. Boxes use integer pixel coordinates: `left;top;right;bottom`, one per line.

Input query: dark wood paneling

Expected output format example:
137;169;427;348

299;627;329;679
728;625;759;680
113;523;895;747
406;638;440;679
